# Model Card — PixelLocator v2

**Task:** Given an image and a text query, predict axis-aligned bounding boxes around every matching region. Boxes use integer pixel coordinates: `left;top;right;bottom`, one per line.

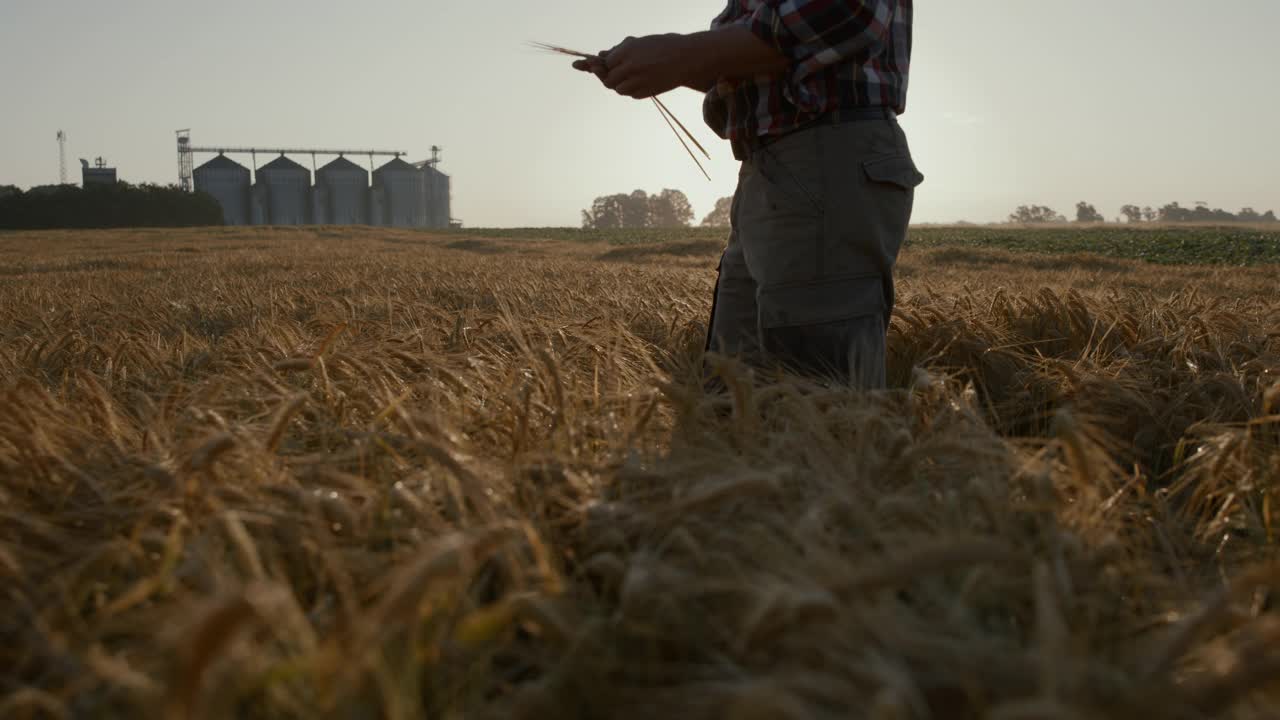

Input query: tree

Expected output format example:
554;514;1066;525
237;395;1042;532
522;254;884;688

1119;205;1143;224
1075;202;1105;223
1008;205;1066;224
701;196;734;227
1158;202;1190;223
650;189;694;228
1142;207;1157;223
581;189;695;229
623;190;651;228
581;194;628;229
1146;203;1279;224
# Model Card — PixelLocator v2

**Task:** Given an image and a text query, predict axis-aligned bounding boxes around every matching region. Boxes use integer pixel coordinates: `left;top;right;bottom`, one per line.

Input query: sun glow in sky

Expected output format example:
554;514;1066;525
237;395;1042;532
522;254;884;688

2;0;1278;226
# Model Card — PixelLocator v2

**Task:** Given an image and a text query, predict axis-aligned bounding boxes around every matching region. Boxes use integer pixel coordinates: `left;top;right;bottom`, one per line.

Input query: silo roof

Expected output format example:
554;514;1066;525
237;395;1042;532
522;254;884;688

195;154;249;172
318;156;367;174
259;155;308;173
374;157;416;174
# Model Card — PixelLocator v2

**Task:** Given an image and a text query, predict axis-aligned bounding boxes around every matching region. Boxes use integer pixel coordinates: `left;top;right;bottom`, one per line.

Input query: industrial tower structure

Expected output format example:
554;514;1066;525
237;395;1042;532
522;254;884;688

176;129;193;192
57;130;67;185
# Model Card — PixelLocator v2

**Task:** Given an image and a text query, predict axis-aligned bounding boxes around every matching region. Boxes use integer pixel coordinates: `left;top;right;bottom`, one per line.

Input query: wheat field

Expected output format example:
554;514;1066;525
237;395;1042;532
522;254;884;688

1;226;1278;720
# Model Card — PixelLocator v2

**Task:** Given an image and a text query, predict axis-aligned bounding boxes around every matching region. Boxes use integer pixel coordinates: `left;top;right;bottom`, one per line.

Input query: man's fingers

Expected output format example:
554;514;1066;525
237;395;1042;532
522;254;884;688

571;56;609;80
607;39;636;66
614;80;650;99
603;61;634;89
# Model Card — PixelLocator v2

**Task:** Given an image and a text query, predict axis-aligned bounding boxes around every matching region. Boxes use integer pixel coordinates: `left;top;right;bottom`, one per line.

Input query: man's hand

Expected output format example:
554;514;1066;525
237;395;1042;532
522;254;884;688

572;28;789;100
572;34;706;99
571;53;609;78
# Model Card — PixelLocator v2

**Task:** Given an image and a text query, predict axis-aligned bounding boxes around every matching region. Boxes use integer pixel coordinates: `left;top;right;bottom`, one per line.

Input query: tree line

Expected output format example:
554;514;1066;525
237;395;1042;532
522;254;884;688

1010;201;1278;225
581;189;696;229
583;190;1279;230
0;183;224;230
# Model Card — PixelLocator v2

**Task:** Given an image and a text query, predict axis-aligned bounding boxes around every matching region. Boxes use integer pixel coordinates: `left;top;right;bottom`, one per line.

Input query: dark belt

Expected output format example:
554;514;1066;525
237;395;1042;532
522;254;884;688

736;106;898;160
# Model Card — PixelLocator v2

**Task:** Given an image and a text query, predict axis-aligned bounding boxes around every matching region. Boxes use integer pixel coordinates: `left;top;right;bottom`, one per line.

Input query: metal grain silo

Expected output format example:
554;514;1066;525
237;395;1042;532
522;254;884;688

419;165;445;226
251;184;269;225
311;185;329;225
256;155;311;225
434;169;452;228
193;154;251;225
418;164;436;229
419;165;452;229
368;185;386;227
373;157;424;228
316;156;369;225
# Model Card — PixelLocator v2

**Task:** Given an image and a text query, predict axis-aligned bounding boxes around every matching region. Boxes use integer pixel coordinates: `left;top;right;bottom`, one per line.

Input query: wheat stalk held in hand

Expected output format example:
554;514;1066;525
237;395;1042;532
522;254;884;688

533;41;712;181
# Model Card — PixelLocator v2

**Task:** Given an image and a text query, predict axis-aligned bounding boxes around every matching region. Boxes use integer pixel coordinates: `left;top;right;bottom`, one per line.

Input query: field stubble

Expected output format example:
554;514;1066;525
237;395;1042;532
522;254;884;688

1;226;1278;719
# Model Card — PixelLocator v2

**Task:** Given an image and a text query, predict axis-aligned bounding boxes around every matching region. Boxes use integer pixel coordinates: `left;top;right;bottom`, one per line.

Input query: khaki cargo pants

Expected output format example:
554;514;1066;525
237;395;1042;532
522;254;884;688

705;117;924;389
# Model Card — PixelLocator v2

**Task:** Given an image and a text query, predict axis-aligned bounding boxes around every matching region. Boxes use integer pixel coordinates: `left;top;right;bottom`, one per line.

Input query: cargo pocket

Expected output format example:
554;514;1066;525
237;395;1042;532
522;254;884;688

754;133;825;218
740;149;826;288
757;273;885;329
862;155;925;191
758;274;889;387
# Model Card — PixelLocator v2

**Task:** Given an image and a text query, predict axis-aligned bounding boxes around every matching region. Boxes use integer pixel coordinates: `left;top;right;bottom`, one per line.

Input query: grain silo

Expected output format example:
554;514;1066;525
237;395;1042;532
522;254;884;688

256;155;310;225
251;184;269;225
427;166;452;229
311;185;330;225
372;157;424;228
418;164;434;228
179;134;454;227
418;164;443;229
193;154;251;225
369;185;386;227
316;156;369;225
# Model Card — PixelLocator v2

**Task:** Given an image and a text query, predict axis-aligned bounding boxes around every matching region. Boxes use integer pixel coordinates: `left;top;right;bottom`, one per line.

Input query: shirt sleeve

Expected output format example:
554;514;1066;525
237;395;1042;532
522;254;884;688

747;1;895;78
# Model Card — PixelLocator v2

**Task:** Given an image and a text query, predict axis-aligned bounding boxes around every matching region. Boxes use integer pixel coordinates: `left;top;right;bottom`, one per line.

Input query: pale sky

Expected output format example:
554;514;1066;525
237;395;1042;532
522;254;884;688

2;1;1278;226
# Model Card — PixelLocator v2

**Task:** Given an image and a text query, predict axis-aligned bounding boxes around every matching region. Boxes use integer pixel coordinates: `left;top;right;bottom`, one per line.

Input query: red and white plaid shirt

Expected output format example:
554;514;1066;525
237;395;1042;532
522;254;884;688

703;0;913;158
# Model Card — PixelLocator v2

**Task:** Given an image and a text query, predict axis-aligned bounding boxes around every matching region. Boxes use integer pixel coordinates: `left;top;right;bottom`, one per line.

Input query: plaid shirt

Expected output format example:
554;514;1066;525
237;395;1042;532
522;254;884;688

703;0;912;158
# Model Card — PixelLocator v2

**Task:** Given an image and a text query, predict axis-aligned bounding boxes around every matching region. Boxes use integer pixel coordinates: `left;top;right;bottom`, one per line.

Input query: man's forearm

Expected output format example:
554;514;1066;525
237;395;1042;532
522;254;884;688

679;26;789;91
576;25;790;99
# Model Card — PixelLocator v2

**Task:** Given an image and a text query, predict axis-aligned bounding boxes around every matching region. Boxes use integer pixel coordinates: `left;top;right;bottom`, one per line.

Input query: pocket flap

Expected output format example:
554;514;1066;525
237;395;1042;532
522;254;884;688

863;155;925;190
758;274;885;329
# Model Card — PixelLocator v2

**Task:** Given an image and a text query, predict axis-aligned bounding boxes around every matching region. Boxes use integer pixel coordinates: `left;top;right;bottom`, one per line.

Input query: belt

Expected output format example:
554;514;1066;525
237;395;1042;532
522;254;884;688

736;106;898;160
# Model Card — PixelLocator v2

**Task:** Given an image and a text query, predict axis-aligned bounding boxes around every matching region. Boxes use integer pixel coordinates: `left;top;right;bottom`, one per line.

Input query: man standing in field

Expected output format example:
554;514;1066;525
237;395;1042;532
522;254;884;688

575;1;922;389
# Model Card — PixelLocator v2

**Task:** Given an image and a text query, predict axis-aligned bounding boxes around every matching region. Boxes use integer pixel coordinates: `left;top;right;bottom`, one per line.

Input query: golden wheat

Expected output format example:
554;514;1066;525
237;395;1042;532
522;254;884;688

0;226;1277;719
